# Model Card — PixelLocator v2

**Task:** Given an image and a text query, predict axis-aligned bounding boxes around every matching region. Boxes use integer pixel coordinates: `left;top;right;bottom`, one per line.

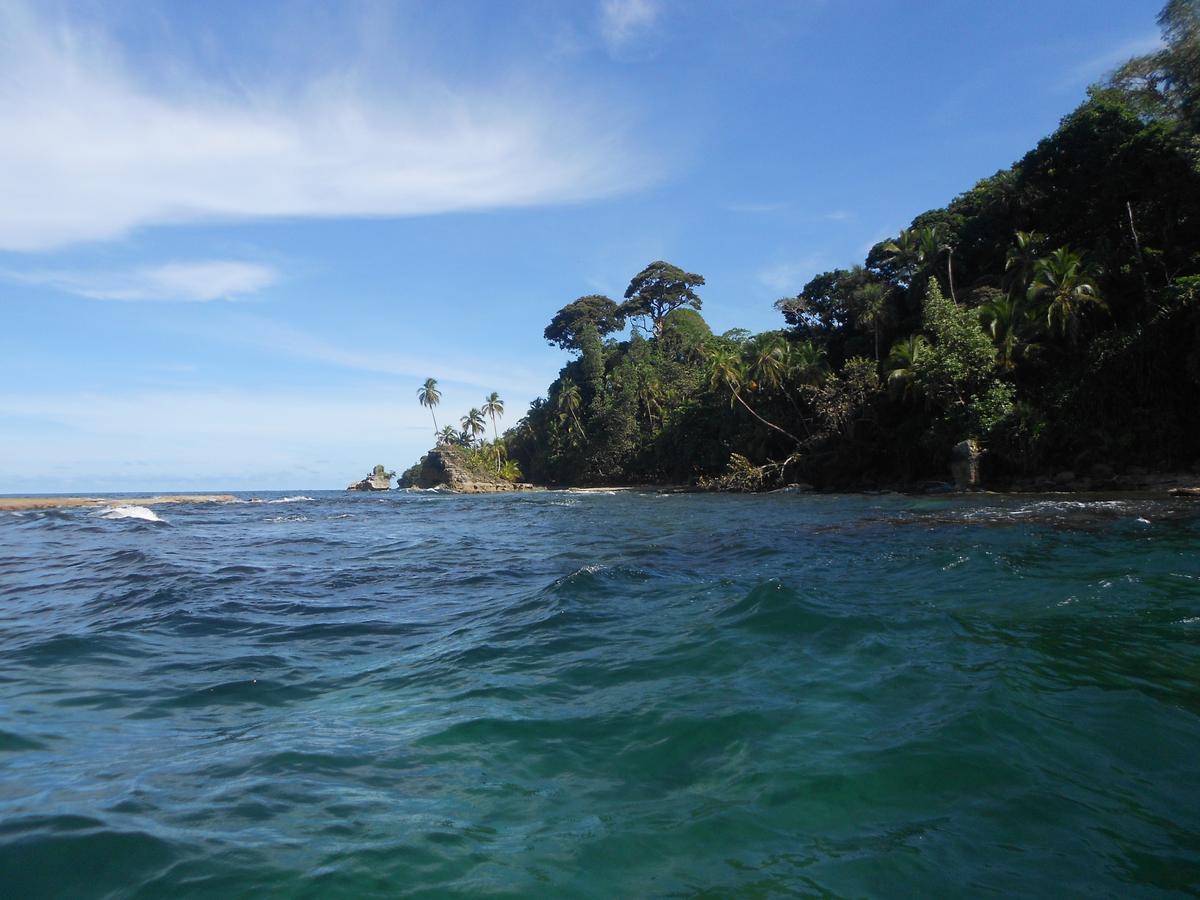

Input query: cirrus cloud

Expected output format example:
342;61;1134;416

3;260;279;302
0;3;655;253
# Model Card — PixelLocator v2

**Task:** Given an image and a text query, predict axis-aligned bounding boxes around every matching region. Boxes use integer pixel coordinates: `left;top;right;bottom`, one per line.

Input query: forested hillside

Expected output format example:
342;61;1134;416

503;1;1200;489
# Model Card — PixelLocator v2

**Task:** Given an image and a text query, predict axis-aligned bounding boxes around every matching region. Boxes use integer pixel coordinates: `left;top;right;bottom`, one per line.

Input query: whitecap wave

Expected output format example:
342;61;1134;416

266;495;315;504
98;505;164;523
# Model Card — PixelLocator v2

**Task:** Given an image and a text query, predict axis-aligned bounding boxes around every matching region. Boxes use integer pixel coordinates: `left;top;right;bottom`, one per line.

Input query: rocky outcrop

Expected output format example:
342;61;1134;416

398;446;536;493
346;464;395;491
950;439;983;491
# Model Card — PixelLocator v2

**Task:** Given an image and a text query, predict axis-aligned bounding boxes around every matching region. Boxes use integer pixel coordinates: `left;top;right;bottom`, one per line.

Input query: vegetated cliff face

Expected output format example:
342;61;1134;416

398;446;535;493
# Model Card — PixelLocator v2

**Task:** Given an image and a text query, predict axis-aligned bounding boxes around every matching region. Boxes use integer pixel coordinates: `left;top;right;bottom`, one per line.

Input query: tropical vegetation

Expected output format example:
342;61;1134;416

414;388;521;483
491;3;1200;489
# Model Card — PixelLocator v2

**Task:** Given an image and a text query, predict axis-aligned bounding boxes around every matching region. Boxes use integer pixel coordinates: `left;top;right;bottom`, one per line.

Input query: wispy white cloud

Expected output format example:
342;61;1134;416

0;3;654;252
757;257;825;294
211;315;554;396
727;201;788;214
6;261;279;301
599;0;661;48
1058;33;1163;89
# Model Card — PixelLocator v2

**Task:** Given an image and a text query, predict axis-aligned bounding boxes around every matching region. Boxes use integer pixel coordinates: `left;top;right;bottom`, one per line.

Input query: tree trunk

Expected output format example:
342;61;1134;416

1126;201;1150;298
947;250;958;305
492;417;501;473
431;410;439;437
733;391;803;445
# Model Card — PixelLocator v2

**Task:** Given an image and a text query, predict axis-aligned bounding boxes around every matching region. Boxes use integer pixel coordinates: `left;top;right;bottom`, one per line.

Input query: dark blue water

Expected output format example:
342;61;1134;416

2;490;1199;897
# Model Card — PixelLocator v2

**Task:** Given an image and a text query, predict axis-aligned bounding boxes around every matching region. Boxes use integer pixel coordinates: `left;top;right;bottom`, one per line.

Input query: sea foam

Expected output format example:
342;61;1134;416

98;505;164;523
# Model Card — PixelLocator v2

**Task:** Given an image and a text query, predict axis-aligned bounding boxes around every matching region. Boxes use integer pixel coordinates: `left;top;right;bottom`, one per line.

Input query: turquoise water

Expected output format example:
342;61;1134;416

1;491;1198;897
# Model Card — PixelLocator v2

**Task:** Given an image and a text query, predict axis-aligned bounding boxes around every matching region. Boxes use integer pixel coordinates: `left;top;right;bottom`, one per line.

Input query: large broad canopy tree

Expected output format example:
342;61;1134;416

619;261;705;337
544;295;625;351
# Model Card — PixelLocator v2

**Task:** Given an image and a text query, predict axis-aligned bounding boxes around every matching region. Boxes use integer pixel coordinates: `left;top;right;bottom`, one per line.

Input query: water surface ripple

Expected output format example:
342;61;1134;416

2;491;1199;896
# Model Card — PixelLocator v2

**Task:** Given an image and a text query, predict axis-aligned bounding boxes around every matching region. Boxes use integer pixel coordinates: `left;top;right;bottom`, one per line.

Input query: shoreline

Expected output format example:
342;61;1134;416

4;479;1198;510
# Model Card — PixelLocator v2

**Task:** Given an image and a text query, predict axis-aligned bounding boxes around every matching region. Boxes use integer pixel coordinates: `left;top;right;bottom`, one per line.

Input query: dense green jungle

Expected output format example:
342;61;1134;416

476;3;1200;490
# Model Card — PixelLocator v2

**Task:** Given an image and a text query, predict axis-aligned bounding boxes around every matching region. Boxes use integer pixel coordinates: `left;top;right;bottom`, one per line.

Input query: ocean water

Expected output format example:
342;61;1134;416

1;490;1199;898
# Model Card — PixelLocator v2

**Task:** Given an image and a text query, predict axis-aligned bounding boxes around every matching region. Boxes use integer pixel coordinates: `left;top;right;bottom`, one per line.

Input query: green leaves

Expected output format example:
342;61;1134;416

1030;246;1105;342
544;295;625;352
619;260;705;337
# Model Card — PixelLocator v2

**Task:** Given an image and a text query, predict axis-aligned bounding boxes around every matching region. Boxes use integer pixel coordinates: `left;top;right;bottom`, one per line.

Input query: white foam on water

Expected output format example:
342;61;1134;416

266;496;315;504
98;505;164;523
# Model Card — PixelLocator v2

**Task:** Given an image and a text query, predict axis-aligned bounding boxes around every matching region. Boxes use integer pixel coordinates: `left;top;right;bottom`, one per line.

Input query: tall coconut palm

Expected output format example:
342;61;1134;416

978;293;1040;371
1003;231;1044;301
884;334;929;402
1030;247;1105;343
634;368;663;430
705;346;802;445
461;408;486;446
482;392;505;473
882;228;923;284
417;378;441;437
916;226;958;304
555;379;584;441
785;340;826;387
853;282;893;362
744;333;789;392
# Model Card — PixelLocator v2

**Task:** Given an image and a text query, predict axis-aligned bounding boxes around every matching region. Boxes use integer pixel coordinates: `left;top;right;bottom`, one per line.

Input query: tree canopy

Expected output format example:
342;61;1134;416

619;261;705;338
490;2;1200;490
544;295;626;351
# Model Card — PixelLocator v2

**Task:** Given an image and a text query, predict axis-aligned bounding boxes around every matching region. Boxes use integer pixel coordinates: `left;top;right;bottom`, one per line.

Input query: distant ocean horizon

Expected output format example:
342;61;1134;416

3;491;1198;895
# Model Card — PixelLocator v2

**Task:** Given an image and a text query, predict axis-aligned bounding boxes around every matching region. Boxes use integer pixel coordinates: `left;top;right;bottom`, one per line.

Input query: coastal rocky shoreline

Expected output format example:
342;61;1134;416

397;446;538;493
346;464;395;492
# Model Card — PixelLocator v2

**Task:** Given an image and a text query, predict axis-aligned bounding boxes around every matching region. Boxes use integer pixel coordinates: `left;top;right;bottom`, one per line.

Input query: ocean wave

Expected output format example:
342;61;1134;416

3;491;1200;897
96;505;164;523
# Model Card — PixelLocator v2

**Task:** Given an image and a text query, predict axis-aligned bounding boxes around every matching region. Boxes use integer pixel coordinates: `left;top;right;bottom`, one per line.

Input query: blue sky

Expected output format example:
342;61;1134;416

0;0;1164;491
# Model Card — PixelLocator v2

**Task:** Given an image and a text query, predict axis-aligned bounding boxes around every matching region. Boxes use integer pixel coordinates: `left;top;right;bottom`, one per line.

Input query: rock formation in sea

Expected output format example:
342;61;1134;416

950;439;982;491
398;446;535;493
346;464;395;491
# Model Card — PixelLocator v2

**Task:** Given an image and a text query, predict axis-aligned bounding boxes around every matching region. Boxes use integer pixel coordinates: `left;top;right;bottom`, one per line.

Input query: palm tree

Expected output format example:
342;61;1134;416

705;346;802;445
634;368;663;430
853;282;892;362
886;227;956;301
555;379;584;441
1030;247;1105;343
882;229;922;284
744;333;789;392
461;408;486;446
482;392;505;473
916;226;957;304
978;293;1039;371
437;425;458;445
884;334;929;402
1003;231;1044;301
785;340;826;387
417;378;441;437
